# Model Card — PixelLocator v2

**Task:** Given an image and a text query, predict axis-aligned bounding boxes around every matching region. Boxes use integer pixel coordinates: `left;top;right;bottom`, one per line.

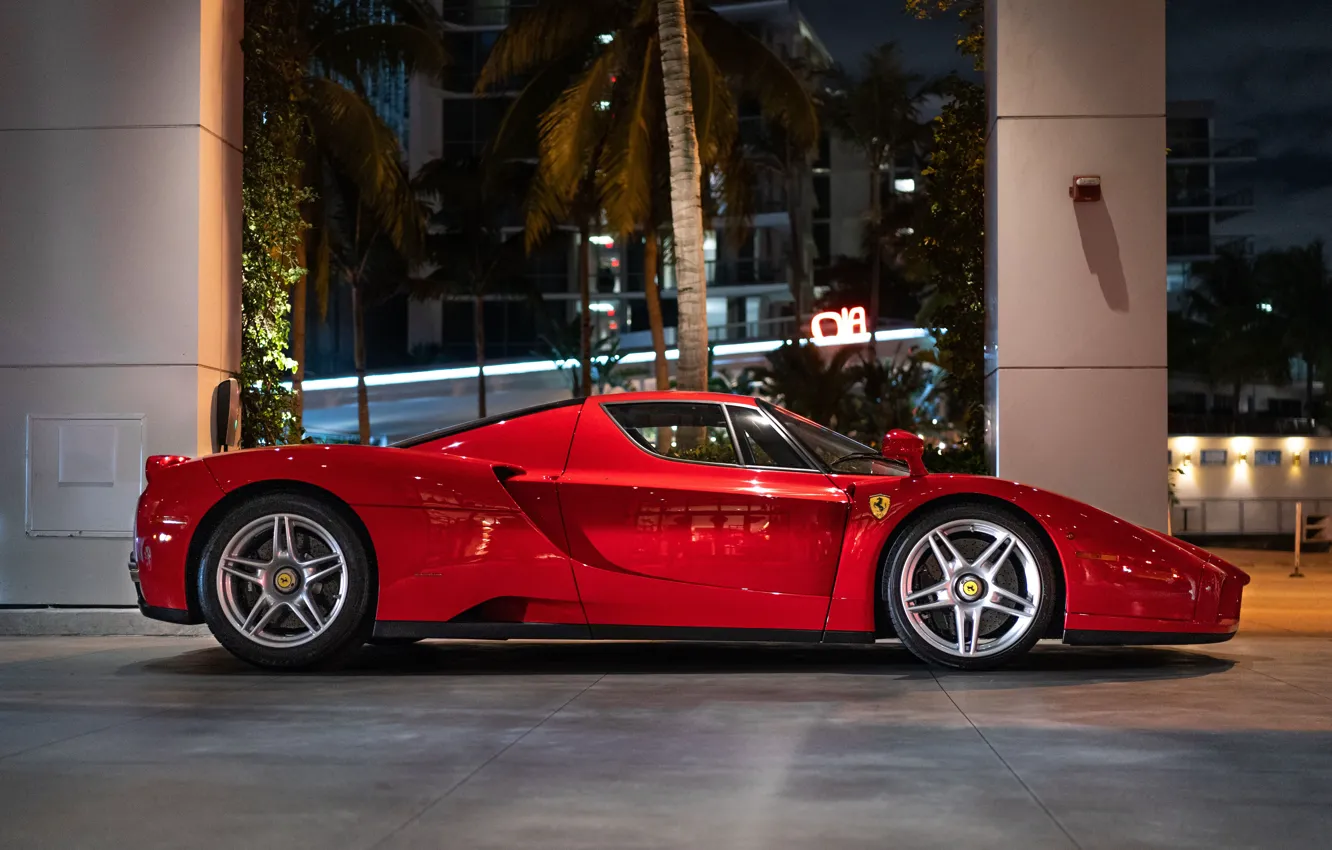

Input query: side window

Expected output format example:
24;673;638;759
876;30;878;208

728;406;812;469
607;403;739;465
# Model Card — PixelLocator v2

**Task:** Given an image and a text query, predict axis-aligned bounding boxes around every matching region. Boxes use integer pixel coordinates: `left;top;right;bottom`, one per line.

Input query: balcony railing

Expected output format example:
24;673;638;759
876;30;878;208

1167;187;1255;209
1167;235;1254;258
1168;413;1320;436
705;259;784;286
1167;137;1257;160
440;0;534;26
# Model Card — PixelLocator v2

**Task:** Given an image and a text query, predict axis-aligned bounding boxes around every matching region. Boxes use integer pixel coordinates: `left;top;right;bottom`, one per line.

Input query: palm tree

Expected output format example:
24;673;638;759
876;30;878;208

827;44;930;338
409;158;533;418
1181;251;1290;423
1260;240;1331;416
655;0;709;390
478;0;817;392
262;0;447;430
754;342;858;428
319;171;415;443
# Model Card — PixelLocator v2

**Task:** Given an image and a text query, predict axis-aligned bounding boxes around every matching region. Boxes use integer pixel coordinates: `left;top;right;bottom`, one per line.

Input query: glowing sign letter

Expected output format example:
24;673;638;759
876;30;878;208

809;306;868;341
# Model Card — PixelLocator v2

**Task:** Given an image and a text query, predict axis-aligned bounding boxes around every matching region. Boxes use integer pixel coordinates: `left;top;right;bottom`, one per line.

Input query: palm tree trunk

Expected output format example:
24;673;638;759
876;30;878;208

656;0;708;391
643;231;669;389
352;282;370;444
785;139;811;330
474;293;487;418
868;154;882;345
578;224;593;398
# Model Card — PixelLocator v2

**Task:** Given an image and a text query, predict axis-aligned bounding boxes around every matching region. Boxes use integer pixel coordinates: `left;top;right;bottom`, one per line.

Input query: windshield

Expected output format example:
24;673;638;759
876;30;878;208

764;402;908;477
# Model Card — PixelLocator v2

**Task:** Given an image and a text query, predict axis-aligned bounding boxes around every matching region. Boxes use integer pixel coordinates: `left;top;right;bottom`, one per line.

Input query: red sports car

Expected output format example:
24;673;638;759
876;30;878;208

132;391;1248;670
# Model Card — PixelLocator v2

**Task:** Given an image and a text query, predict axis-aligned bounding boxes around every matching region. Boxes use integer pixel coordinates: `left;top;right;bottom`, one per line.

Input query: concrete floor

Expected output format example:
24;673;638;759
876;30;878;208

1;552;1329;850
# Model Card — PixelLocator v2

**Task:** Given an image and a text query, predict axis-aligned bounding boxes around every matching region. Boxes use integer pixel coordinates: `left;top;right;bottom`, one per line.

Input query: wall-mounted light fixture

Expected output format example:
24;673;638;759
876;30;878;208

1069;175;1102;202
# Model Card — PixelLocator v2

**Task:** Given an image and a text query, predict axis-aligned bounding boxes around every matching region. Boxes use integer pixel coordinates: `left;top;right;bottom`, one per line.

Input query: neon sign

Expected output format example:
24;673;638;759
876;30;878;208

810;306;868;341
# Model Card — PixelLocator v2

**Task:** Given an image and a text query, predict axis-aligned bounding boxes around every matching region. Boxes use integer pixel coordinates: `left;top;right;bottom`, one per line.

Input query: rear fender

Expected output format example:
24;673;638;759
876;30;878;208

203;445;521;511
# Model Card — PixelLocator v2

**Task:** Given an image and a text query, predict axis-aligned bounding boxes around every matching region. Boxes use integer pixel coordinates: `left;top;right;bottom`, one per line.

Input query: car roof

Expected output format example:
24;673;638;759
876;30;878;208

592;390;762;406
394;392;762;448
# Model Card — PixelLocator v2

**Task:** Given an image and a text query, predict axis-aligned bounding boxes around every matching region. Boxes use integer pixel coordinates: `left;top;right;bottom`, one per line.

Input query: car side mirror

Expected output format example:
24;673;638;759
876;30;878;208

882;429;927;477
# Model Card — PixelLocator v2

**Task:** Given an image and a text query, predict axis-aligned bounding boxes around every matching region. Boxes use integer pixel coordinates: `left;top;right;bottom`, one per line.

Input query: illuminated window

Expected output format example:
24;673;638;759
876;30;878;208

1309;450;1332;466
1199;449;1227;466
1254;450;1281;466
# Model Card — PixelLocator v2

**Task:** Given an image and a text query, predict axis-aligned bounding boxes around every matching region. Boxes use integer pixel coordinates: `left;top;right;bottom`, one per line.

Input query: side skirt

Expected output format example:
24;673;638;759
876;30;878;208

1062;629;1237;647
371;621;876;645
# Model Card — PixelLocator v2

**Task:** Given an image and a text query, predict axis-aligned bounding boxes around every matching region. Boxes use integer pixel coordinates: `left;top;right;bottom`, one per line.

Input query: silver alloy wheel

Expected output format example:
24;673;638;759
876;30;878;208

216;513;348;649
897;519;1042;659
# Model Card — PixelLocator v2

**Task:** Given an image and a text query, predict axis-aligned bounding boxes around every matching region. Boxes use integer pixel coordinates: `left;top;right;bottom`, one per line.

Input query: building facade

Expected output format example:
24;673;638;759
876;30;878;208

1165;100;1256;305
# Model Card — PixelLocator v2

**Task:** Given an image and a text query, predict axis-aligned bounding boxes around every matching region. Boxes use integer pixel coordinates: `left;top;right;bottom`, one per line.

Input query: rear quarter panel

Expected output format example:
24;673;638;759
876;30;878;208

197;444;585;624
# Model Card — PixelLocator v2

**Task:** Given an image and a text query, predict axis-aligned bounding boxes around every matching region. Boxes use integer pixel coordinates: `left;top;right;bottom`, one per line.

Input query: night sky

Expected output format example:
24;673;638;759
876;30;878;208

801;0;1332;252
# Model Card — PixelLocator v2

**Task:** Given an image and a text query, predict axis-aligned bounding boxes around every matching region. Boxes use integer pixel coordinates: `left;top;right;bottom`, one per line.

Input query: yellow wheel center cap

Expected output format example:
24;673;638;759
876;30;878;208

274;569;299;593
959;577;982;599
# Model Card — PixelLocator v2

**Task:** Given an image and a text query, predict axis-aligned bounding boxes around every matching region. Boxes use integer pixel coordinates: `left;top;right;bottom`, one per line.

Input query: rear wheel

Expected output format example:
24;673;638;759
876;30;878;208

199;493;372;670
882;503;1056;670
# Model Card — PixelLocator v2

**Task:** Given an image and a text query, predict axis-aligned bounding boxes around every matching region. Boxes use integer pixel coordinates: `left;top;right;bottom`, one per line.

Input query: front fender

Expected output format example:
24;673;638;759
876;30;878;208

822;475;1219;634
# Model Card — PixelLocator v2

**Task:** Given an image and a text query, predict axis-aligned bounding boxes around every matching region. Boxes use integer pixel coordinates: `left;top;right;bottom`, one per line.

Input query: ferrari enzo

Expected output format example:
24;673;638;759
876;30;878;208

131;392;1248;670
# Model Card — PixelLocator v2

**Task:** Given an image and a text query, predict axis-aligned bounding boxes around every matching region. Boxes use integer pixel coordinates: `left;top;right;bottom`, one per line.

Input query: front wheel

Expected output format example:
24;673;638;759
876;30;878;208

198;493;373;670
882;503;1056;670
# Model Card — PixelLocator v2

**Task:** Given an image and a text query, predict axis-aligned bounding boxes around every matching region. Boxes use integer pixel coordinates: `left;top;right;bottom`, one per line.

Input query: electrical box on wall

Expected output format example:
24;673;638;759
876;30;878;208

26;415;145;537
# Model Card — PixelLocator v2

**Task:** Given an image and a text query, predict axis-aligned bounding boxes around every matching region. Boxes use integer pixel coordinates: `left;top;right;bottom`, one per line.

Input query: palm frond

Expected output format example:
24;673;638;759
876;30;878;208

304;76;424;259
314;23;447;86
485;58;586;165
526;46;618;245
599;36;660;235
476;0;621;92
691;7;819;149
314;220;331;320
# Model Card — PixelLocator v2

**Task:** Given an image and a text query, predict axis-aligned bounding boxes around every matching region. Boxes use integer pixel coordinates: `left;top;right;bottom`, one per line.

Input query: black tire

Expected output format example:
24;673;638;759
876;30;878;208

881;502;1057;671
198;493;373;670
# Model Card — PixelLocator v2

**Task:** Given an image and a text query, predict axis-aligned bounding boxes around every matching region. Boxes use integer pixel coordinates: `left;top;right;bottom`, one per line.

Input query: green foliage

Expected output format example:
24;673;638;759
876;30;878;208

239;3;310;446
751;343;947;450
906;0;984;69
479;0;817;247
1259;240;1331;412
1173;251;1291;409
923;444;988;475
906;0;987;454
912;76;986;450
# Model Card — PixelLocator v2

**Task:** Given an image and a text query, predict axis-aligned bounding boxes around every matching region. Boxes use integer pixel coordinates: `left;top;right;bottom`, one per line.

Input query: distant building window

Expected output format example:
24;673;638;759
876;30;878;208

1254;450;1281;466
1200;449;1227;466
1309;450;1332;466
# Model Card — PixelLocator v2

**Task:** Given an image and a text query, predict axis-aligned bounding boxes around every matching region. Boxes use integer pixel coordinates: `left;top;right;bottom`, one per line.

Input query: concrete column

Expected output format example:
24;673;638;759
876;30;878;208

985;0;1167;529
0;0;242;604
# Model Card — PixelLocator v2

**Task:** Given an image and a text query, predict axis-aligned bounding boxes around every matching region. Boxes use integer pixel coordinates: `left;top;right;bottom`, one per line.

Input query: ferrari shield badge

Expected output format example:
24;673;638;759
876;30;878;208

869;494;891;520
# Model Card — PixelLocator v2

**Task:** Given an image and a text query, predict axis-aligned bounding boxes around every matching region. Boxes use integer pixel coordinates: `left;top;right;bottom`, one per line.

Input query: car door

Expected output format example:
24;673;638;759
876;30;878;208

557;399;850;632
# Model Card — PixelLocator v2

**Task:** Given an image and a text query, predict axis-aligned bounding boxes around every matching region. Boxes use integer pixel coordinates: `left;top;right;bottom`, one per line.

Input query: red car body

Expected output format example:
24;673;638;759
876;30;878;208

133;392;1247;646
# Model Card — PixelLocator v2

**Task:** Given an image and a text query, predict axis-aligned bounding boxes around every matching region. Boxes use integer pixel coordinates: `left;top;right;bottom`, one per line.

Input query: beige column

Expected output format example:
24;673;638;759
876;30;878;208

0;1;241;604
985;0;1167;529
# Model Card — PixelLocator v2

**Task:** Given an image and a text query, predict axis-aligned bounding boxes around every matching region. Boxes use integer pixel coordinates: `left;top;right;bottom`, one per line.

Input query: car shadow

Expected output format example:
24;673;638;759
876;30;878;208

136;638;1234;687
